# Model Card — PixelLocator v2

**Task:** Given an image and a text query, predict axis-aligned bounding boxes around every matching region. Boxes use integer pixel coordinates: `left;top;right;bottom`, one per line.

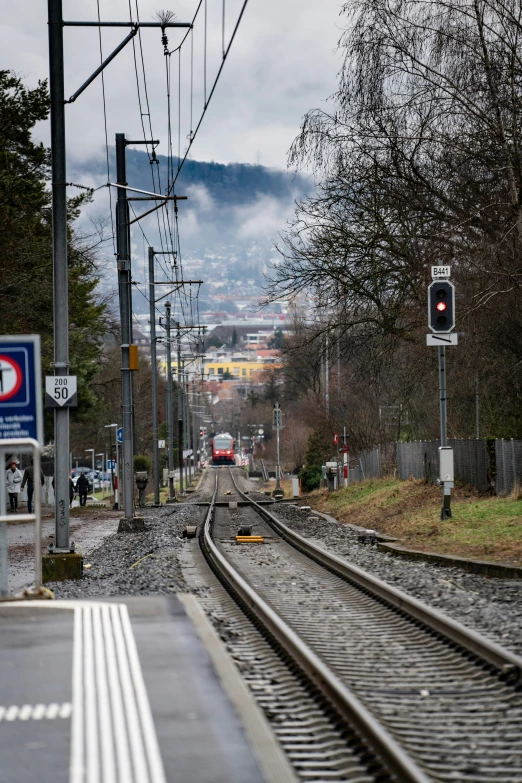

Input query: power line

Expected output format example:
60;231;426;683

96;0;116;255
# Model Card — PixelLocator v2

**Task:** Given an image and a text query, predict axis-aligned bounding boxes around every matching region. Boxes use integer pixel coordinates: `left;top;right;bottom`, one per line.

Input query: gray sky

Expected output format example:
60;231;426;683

3;0;344;170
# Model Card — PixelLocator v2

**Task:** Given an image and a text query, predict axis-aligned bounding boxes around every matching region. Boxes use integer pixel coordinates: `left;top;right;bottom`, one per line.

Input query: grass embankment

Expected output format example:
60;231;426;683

305;478;522;566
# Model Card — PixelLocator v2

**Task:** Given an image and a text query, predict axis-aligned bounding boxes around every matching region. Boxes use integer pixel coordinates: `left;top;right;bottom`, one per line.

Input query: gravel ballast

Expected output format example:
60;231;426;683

47;503;206;599
264;500;522;657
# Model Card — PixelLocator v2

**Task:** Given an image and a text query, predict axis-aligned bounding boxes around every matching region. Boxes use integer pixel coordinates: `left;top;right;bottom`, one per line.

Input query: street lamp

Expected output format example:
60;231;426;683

104;424;119;510
85;449;94;498
96;453;104;498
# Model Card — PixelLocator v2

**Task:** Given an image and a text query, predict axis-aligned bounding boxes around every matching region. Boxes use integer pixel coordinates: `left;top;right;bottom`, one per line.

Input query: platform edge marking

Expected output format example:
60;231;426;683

93;606;116;783
101;605;133;783
179;593;298;783
84;607;100;783
70;607;84;783
118;604;168;783
110;603;151;783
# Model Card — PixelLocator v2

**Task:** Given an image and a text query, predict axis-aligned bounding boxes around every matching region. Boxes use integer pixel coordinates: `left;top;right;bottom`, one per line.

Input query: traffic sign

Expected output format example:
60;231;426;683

158;439;166;448
426;333;458;346
431;265;451;279
45;375;77;408
0;336;43;445
117;427;123;444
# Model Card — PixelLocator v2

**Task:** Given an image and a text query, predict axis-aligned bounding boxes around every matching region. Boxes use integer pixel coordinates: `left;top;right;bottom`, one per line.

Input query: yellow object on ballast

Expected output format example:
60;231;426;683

235;536;265;543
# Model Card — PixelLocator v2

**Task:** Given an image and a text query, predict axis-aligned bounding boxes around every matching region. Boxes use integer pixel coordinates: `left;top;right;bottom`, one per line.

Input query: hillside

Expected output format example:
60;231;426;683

72;150;311;315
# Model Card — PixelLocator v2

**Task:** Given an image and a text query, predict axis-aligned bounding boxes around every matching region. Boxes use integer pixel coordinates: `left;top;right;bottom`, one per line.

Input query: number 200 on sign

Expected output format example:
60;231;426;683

45;375;77;408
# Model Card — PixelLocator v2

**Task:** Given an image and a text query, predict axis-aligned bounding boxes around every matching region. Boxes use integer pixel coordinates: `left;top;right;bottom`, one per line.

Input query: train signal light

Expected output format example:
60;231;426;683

273;405;281;428
428;280;455;333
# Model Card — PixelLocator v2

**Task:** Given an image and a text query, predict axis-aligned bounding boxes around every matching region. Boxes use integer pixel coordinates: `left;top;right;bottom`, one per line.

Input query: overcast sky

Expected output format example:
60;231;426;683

2;0;344;170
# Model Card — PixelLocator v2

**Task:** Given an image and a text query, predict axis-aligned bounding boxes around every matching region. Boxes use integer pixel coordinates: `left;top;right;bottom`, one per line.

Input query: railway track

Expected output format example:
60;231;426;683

200;466;522;782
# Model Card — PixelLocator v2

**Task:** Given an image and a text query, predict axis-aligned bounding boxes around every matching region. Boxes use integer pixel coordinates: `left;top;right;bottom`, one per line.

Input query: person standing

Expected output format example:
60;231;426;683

76;472;89;507
6;461;23;512
21;460;45;514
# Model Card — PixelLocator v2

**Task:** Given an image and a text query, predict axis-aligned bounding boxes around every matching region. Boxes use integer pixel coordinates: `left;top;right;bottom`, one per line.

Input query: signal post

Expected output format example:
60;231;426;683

427;266;457;519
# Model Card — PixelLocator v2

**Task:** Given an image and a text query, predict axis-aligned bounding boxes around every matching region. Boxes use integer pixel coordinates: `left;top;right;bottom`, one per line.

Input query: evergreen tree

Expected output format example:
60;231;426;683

0;71;107;437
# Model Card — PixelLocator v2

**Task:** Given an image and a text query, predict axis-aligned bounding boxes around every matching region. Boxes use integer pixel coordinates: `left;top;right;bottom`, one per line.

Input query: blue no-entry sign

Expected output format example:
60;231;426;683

117;427;123;444
0;336;43;445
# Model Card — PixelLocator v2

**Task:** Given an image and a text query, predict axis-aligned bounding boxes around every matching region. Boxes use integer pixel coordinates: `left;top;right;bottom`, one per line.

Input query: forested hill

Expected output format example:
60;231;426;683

126;150;310;206
74;150;311;277
76;148;310;209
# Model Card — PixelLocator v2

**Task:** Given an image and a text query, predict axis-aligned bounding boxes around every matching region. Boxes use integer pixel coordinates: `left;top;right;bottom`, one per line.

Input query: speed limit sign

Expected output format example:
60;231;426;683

45;375;78;408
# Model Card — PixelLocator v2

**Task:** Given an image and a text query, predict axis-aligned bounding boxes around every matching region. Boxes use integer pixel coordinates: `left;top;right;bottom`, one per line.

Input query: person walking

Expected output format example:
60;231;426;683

21;460;45;514
76;472;89;507
6;460;23;513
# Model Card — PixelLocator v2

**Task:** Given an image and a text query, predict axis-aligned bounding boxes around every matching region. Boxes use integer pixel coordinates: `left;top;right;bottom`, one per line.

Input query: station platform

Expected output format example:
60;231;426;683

0;595;278;783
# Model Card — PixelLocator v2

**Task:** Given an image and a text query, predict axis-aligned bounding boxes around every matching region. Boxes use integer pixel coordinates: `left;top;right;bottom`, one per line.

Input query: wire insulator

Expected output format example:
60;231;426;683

162;33;169;54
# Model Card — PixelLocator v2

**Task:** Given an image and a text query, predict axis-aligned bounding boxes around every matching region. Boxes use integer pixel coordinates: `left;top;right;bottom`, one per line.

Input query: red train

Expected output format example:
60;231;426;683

212;432;235;465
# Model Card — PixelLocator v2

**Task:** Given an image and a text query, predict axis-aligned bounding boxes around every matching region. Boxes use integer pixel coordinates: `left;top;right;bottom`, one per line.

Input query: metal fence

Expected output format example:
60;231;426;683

335;437;522;495
495;439;522;495
347;443;396;484
396;439;489;491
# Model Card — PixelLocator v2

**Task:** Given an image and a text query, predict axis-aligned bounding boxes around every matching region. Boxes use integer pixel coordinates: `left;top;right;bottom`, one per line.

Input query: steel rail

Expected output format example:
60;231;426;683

227;468;522;680
201;469;431;783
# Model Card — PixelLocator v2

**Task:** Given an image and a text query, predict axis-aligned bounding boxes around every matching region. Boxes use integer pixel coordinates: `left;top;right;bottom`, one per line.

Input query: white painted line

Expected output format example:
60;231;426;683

5;705;18;721
119;605;167;783
32;704;46;720
45;703;60;719
101;605;133;783
110;604;150;783
84;607;100;783
70;608;84;783
92;606;116;783
60;702;73;719
0;703;71;722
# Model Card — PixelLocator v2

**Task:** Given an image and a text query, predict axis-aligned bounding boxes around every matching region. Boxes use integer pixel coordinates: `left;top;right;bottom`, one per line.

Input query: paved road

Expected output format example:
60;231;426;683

5;511;120;594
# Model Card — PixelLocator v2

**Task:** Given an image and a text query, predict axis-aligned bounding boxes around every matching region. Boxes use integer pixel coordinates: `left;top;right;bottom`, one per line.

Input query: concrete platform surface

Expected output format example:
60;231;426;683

0;595;266;783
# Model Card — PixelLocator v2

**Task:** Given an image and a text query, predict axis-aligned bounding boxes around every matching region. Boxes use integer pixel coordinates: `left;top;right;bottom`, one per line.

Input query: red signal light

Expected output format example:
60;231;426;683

436;302;447;312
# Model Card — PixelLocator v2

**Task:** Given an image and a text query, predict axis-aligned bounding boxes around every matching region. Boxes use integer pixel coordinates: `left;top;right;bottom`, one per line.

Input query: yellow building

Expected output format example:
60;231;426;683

205;359;280;379
160;358;281;380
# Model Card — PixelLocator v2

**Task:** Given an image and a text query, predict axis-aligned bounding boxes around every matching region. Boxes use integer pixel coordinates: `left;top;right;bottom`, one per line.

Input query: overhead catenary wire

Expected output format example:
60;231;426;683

166;0;251;191
96;0;116;254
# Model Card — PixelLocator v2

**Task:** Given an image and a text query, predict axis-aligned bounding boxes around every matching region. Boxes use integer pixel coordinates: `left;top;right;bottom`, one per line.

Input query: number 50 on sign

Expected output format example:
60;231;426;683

45;376;78;408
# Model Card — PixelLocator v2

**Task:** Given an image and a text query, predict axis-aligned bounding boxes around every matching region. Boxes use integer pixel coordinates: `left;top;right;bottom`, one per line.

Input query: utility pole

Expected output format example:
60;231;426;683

46;9;190;556
325;331;329;416
164;302;176;502
177;330;184;495
192;380;198;476
184;365;192;485
475;376;480;439
273;403;284;499
343;426;348;488
115;133;141;530
438;346;452;516
149;248;160;506
428;274;456;520
48;0;73;556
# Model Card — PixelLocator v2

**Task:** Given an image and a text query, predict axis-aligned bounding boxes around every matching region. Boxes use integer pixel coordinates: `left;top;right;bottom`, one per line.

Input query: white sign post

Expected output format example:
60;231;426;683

45;375;77;408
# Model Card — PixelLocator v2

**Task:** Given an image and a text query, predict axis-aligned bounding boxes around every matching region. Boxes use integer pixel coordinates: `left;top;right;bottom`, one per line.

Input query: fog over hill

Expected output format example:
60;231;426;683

72;150;311;316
